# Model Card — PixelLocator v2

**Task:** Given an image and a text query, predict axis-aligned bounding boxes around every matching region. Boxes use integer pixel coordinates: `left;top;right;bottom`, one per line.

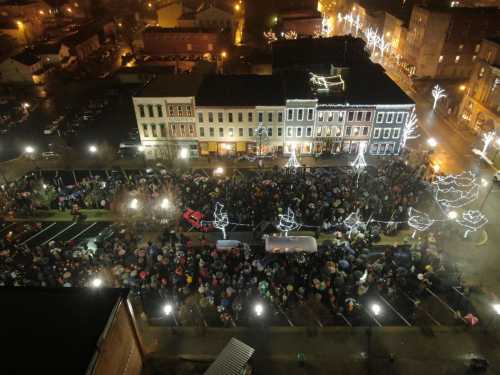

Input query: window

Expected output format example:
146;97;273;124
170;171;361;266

187;43;192;51
287;109;293;121
138;105;145;117
268;128;273;136
376;112;384;123
458;44;464;51
218;112;223;122
297;109;304;121
248;112;253;122
198;112;203;123
338;112;344;122
306;127;312;137
149;123;156;136
186;106;192;116
455;55;460;63
383;128;391;138
177;105;183;116
156;105;163;117
373;128;381;139
278;112;283;122
208;43;213;51
228;113;233;123
160;123;166;137
348;111;354;121
277;128;282;136
365;112;372;122
356;111;363;121
438;55;443;63
318;112;324;122
219;127;224;136
209;127;214;136
248;128;253;137
208;112;214;122
147;104;154;117
472;55;477;62
345;126;351;136
258;112;263;122
474;43;480;53
238;112;243;122
479;67;485;78
168;105;175;116
328;112;333;122
142;124;149;137
316;127;322;136
386;112;394;123
396;112;404;123
325;126;331;136
353;126;359;135
199;127;205;137
228;127;234;136
287;127;293;137
171;124;176;136
307;108;314;120
362;127;369;136
296;127;303;137
268;112;273;122
180;124;185;136
239;128;243;136
333;126;341;136
393;128;401;139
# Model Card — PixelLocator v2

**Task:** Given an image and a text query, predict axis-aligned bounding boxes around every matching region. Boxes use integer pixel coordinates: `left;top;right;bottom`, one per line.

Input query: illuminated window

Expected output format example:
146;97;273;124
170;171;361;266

438;55;444;63
455;55;460;63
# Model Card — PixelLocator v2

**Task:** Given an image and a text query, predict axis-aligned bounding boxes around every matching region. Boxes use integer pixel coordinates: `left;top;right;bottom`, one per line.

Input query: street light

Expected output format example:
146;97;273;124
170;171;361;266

129;198;139;210
427;138;438;148
89;145;98;154
370;303;382;316
214;166;224;175
447;211;458;220
163;303;173;316
138;145;145;152
234;3;240;11
481;178;489;187
22;102;30;109
25;145;35;154
254;303;264;317
493;304;500;315
91;277;103;288
179;147;189;159
160;198;170;210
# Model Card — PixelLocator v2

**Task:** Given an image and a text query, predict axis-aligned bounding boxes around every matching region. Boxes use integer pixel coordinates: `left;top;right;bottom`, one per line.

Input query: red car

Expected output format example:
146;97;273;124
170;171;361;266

182;209;212;232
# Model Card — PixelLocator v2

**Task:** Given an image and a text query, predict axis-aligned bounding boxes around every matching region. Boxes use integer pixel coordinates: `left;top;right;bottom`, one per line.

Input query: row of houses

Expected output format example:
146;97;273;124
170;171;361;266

132;37;415;160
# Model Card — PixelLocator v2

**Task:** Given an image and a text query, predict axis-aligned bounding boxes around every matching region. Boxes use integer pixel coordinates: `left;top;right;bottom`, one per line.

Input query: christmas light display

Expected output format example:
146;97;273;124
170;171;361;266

432;171;479;209
343;211;362;238
401;109;419;148
431;85;446;111
472;131;496;165
408;207;434;237
285;145;301;169
277;207;300;236
263;30;277;44
213;202;229;239
456;210;488;238
255;123;269;156
309;72;345;93
284;30;297;40
351;142;367;170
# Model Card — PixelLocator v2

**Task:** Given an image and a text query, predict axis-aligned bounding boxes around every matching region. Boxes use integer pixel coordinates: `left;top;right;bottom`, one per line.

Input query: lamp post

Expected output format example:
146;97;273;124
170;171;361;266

24;145;38;170
163;303;178;326
91;277;103;288
220;51;227;74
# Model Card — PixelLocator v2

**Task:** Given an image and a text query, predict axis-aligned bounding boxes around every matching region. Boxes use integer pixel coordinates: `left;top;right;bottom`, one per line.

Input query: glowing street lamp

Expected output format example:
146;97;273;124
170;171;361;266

129;198;139;210
16;20;23;28
214;166;224;175
22;102;30;109
89;145;98;154
234;3;240;11
25;145;35;154
137;145;145;152
254;303;264;317
493;304;500;315
427;137;438;148
447;211;458;220
91;277;103;288
371;303;382;316
179;147;189;159
163;303;173;316
160;198;170;210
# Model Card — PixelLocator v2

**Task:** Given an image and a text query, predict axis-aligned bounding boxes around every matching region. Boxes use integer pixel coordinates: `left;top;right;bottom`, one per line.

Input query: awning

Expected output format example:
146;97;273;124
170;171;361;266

204;338;255;375
265;236;317;253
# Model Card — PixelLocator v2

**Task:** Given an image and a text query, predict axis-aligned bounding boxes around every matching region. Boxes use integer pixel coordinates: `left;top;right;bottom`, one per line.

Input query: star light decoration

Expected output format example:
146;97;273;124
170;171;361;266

364;27;390;58
213;202;229;239
401;109;419;149
309;72;345;93
277;207;300;236
343;211;363;238
263;30;277;44
284;30;297;40
342;12;361;35
285;145;301;169
456;210;488;238
472;131;496;165
431;85;446;111
408;207;434;238
432;171;479;209
351;142;367;187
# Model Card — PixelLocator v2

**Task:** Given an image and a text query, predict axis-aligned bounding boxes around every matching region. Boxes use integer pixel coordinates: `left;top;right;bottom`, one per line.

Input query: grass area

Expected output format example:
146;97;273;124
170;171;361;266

12;209;117;222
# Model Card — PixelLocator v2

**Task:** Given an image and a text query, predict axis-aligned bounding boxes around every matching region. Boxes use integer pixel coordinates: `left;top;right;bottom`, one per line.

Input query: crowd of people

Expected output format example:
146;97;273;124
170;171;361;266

0;157;466;326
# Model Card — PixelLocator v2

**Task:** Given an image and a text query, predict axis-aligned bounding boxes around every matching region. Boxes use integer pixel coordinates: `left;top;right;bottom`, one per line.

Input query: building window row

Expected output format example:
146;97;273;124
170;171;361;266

142;123;167;138
375;111;406;124
317;111;346;123
198;111;284;124
138;104;192;118
286;108;315;121
346;110;372;122
197;126;284;138
372;127;401;139
168;123;196;137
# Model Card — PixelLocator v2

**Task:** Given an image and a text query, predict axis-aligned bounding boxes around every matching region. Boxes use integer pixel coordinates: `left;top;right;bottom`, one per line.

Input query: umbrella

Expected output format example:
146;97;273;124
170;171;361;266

338;259;350;270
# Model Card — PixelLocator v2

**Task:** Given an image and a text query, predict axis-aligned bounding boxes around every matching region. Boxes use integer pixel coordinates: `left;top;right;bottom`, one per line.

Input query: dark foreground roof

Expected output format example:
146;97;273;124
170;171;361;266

11;50;40;65
0;287;129;375
196;75;285;106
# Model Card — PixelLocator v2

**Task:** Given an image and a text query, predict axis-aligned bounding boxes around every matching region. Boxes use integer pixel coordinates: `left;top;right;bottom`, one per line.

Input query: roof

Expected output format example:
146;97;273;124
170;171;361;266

116;65;175;75
61;27;97;47
196;75;285;106
272;36;371;70
144;26;217;34
485;37;500;46
31;42;62;55
11;50;40;65
139;74;204;97
197;0;233;15
281;66;413;105
0;287;129;375
204;338;255;375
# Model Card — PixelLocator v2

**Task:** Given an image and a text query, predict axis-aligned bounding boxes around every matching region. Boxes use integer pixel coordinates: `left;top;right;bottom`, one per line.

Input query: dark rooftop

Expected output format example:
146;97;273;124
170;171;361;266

196;75;285;106
144;26;218;34
272;36;371;70
30;42;62;55
486;37;500;46
61;27;97;47
0;19;18;30
0;287;129;375
11;50;40;65
139;74;204;97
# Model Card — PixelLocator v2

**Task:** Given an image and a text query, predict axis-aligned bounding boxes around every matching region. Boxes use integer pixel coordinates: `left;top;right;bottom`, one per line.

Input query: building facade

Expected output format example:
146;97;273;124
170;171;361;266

458;38;500;133
284;99;317;154
404;5;500;79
